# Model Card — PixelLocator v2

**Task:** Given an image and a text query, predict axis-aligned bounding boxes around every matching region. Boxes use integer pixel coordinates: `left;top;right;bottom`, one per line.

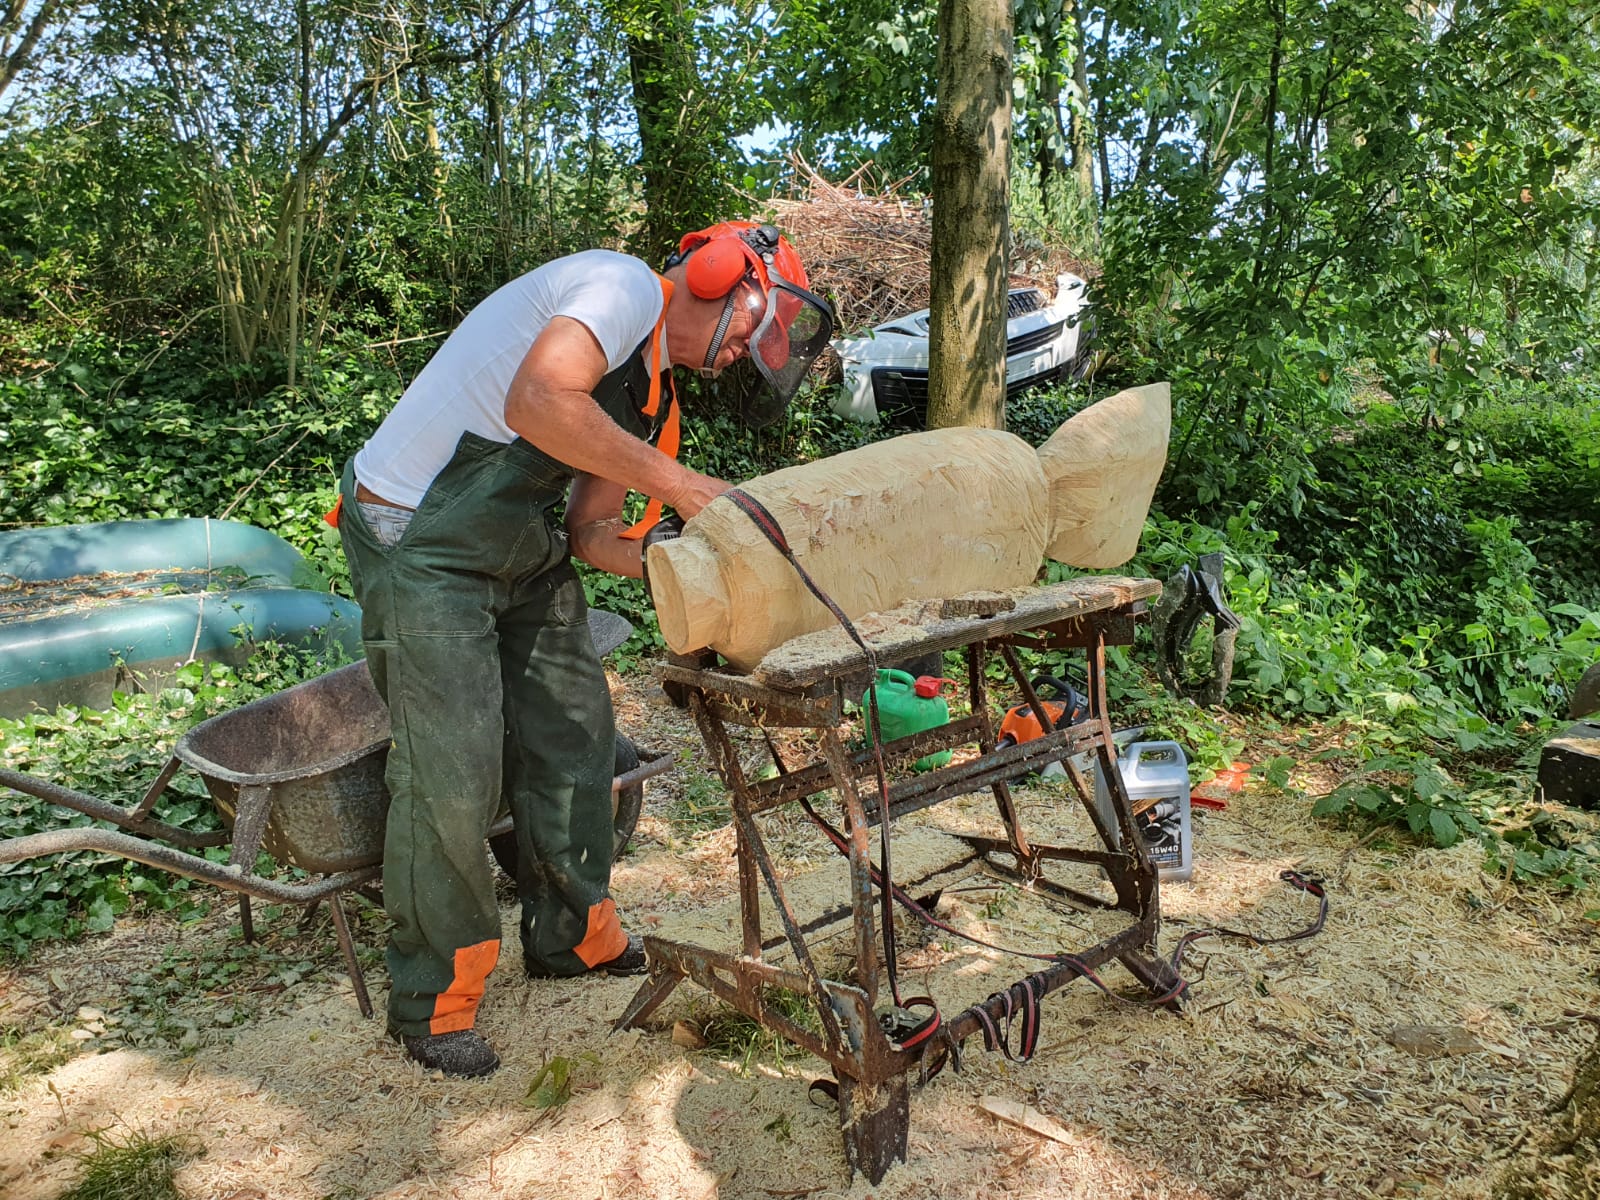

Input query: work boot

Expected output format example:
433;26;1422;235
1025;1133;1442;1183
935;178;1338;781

526;933;648;979
599;933;649;976
396;1029;501;1078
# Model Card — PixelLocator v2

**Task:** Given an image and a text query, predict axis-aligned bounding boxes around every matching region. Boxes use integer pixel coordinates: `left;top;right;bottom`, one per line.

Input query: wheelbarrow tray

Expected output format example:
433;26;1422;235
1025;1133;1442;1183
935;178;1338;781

174;660;390;874
172;609;641;876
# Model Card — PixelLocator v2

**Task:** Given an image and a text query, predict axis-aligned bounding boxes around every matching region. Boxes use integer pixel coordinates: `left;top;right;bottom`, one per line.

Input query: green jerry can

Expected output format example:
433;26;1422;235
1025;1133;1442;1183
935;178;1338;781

862;669;957;771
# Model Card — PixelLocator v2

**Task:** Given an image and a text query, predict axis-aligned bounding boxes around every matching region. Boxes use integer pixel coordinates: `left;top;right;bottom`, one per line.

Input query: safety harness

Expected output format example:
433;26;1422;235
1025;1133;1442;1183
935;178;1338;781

619;276;682;539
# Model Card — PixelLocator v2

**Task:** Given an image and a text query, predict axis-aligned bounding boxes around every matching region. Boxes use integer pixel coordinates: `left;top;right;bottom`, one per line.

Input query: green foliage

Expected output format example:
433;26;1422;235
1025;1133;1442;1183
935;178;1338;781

0;647;341;956
56;1128;202;1200
1120;507;1600;884
610;0;770;262
110;923;384;1049
768;0;937;179
0;342;390;589
524;1055;579;1109
1094;0;1600;516
667;761;731;836
697;987;818;1075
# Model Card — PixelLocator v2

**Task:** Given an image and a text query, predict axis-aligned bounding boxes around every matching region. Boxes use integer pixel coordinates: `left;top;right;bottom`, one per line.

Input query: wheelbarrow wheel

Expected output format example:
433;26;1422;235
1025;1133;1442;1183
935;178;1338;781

489;734;643;883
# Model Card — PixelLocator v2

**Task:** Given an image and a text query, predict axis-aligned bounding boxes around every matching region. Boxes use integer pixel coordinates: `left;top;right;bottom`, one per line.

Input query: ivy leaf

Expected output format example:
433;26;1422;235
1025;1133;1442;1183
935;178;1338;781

85;894;116;932
1262;755;1296;788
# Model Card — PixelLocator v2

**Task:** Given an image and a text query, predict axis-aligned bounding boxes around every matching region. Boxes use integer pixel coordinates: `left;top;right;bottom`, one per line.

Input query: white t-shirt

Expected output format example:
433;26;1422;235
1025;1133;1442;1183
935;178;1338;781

354;249;668;508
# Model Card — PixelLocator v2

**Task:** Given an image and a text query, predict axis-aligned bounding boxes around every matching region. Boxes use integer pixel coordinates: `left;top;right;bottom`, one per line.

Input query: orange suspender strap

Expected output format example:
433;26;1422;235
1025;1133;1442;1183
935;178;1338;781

621;275;680;540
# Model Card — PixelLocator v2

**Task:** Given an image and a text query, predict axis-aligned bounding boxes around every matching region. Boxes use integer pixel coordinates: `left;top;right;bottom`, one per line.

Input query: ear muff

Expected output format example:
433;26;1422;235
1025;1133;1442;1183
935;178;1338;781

684;238;761;299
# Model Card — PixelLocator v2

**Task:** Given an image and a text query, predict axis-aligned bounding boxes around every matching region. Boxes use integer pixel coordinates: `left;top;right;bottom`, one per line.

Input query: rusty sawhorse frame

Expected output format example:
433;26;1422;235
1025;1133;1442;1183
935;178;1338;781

613;578;1184;1181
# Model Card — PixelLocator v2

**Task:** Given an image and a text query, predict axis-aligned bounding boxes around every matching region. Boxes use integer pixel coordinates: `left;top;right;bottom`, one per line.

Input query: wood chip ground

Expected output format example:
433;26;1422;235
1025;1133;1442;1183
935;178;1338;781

1;672;1594;1200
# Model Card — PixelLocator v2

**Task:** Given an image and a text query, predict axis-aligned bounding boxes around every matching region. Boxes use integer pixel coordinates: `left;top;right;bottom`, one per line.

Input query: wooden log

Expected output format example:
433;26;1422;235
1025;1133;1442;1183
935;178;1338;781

649;427;1050;669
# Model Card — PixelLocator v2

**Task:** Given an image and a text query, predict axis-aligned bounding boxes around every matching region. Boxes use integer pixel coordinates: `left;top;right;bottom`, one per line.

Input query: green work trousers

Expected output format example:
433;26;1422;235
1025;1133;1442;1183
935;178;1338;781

338;434;625;1038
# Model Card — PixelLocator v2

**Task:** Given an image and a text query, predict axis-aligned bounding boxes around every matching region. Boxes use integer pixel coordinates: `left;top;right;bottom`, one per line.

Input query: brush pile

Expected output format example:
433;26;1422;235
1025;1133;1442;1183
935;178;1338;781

768;156;1093;335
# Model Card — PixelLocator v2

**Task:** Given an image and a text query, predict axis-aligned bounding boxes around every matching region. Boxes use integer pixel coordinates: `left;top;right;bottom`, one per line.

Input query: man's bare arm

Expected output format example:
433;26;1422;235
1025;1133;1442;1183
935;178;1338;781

566;473;642;578
505;317;729;518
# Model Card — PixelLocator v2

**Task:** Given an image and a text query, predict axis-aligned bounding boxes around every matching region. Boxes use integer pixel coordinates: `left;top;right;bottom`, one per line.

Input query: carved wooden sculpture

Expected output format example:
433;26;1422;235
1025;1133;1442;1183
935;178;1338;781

648;383;1170;670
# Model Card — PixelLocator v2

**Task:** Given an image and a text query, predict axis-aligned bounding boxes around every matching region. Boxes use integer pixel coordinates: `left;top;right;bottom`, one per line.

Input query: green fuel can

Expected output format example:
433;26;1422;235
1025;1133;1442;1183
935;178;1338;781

862;669;957;771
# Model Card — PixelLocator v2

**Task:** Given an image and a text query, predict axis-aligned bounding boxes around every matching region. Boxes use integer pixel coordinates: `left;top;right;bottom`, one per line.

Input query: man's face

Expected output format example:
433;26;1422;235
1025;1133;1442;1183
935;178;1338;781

703;284;766;374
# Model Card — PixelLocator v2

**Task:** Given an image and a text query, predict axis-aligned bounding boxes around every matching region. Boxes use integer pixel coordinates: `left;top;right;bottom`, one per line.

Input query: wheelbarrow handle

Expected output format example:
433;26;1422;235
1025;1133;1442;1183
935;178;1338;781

0;767;229;850
612;750;674;794
0;825;377;903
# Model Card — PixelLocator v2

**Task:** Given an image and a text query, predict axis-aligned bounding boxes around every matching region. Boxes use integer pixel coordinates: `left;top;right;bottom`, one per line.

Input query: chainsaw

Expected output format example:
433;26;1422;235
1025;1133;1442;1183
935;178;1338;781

996;676;1087;751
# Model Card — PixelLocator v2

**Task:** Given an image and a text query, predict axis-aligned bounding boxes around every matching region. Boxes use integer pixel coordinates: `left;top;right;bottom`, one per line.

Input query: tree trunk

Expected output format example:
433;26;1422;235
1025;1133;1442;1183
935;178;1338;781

1492;1030;1599;1199
927;0;1012;431
1067;0;1096;225
621;0;735;266
0;0;74;101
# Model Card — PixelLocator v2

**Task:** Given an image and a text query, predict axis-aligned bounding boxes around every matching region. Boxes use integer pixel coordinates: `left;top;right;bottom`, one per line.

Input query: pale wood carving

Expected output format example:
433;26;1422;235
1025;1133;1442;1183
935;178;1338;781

1038;382;1171;567
647;385;1172;668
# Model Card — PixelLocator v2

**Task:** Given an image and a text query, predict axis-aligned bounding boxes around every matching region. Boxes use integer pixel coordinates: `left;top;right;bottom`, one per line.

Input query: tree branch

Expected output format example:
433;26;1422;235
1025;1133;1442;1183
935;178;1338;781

0;0;75;102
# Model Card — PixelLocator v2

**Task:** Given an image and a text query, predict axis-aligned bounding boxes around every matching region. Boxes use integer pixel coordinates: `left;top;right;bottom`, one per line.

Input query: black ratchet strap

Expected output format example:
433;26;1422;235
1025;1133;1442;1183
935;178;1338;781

722;488;905;1009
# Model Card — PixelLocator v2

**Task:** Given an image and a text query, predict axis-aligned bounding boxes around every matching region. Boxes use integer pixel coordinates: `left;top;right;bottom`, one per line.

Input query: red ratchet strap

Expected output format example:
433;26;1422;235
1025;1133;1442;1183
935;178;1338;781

1166;869;1328;979
967;977;1045;1062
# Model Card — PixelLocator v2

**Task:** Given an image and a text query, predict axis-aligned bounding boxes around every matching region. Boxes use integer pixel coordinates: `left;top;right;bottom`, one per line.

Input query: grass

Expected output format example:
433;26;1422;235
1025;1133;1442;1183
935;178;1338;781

0;1024;75;1094
698;987;819;1075
667;766;732;835
57;1128;202;1200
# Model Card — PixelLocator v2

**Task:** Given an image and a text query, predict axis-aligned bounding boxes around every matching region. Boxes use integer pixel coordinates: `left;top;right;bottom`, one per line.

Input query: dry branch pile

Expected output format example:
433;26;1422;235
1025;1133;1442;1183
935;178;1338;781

768;156;1093;335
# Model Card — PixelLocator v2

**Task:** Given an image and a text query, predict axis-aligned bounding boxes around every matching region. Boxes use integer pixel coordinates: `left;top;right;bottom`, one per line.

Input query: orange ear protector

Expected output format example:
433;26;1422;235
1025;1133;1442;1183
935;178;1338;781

672;222;786;298
684;237;762;298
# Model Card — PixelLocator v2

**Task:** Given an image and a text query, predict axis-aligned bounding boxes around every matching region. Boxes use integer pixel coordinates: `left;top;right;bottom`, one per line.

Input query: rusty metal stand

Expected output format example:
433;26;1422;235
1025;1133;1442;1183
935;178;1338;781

615;579;1184;1181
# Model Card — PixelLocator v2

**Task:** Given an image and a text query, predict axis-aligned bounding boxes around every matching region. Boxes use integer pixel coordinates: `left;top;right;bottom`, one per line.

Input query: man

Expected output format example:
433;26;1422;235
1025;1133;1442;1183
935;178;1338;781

332;223;834;1078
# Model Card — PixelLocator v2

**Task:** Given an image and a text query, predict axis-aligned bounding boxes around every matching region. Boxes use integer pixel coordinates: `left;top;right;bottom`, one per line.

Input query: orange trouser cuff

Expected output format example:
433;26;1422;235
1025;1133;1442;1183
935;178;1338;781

429;938;501;1034
572;899;628;968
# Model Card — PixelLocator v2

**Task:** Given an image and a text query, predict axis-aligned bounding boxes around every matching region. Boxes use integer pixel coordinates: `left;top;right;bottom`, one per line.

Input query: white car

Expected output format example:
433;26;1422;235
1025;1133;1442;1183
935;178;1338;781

828;273;1092;423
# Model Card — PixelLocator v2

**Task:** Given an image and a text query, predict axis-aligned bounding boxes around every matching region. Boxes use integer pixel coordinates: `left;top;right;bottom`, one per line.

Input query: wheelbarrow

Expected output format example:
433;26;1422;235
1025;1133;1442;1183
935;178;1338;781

0;609;671;1017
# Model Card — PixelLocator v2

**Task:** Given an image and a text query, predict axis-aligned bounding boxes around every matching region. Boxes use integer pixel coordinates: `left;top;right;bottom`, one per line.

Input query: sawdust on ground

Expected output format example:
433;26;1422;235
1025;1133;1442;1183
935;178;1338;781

1;671;1595;1200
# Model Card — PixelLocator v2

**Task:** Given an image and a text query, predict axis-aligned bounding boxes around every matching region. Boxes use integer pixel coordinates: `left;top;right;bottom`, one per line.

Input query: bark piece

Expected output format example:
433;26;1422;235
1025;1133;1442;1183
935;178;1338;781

938;591;1017;619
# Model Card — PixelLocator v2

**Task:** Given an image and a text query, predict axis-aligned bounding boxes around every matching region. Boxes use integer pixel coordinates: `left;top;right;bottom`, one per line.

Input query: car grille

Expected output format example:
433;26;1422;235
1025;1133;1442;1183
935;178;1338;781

1005;320;1064;357
869;362;1064;422
1007;290;1046;318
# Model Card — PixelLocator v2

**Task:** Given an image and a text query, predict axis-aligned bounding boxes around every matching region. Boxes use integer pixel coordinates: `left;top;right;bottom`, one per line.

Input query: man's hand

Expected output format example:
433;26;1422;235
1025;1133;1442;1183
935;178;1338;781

669;469;733;519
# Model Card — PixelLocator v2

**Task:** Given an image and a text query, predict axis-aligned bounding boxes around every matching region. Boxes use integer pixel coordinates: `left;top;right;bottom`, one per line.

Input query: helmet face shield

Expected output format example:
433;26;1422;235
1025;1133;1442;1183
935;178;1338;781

746;274;835;419
671;221;834;426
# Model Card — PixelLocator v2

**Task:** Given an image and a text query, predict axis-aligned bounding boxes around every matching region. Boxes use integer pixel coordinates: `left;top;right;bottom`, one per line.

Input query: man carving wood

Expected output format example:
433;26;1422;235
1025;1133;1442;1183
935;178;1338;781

331;223;834;1076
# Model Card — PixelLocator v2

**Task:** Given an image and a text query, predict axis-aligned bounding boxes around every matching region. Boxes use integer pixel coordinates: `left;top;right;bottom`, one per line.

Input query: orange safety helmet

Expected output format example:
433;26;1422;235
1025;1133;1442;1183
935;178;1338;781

668;222;835;425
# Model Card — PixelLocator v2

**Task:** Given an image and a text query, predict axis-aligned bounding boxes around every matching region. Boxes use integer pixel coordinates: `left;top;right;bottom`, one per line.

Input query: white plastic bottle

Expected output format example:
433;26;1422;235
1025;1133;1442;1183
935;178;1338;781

1092;740;1194;882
